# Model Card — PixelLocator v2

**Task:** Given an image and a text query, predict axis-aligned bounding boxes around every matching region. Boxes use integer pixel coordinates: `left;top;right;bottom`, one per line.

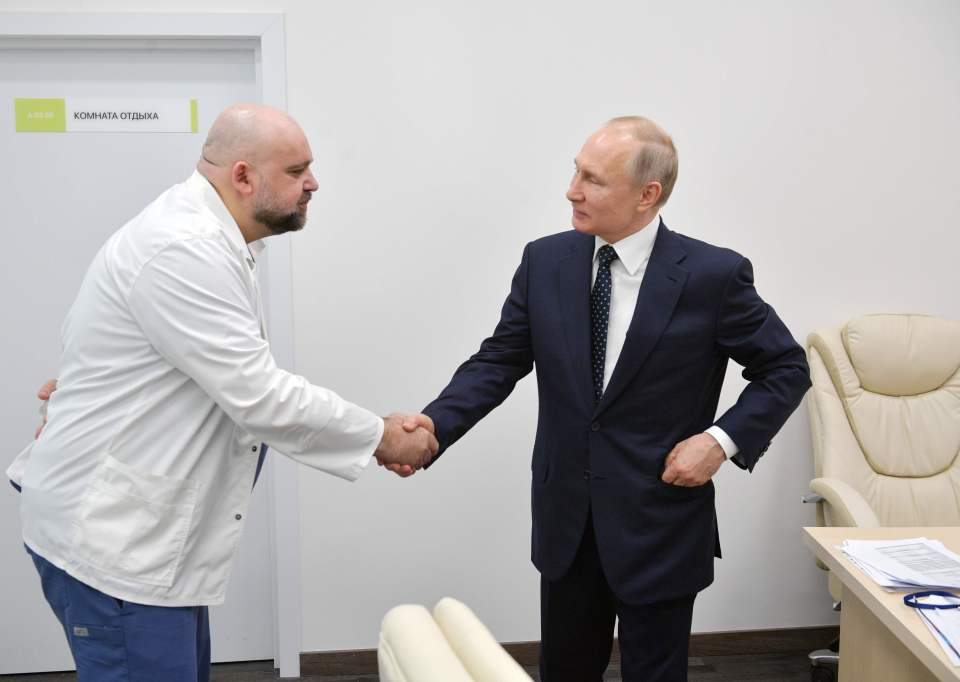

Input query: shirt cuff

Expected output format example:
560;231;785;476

359;415;385;472
705;426;739;459
339;410;384;481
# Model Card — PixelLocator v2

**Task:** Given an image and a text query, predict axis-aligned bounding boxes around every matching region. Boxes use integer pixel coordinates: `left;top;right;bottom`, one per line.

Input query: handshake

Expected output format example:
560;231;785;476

373;413;437;478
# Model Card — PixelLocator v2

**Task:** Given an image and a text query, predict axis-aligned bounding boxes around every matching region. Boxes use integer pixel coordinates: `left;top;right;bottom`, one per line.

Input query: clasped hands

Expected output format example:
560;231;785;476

374;413;437;478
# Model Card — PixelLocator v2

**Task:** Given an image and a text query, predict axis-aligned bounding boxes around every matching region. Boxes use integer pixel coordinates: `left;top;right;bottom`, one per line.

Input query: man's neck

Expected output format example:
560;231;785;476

601;211;660;245
199;169;264;244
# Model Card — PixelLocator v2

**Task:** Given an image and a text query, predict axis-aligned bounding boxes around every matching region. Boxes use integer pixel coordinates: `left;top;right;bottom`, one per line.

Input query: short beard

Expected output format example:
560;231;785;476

253;205;305;235
252;178;307;235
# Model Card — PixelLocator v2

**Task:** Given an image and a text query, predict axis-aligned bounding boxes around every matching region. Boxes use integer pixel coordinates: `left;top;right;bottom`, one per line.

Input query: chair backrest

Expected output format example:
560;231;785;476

807;313;960;526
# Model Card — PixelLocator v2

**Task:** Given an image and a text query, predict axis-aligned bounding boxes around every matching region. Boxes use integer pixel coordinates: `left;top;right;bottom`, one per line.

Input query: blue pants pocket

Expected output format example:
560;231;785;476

71;623;129;680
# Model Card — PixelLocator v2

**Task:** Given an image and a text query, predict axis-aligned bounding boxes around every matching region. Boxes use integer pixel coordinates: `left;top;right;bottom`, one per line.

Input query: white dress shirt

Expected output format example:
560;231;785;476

7;171;384;607
592;216;739;458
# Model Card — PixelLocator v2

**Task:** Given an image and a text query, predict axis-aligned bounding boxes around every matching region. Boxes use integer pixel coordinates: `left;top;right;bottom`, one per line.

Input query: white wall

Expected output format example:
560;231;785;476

4;0;959;655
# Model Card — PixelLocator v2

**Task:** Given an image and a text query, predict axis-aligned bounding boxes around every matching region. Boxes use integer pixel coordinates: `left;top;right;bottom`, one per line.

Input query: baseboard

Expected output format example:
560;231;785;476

300;647;379;676
686;625;839;657
299;625;839;675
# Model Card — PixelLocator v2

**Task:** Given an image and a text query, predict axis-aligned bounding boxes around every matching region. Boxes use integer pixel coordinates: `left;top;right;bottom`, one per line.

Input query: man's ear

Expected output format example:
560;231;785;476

638;181;662;211
231;161;255;197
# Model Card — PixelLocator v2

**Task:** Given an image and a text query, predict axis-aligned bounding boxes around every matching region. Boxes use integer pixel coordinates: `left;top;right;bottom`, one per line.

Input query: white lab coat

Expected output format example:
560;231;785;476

8;172;383;606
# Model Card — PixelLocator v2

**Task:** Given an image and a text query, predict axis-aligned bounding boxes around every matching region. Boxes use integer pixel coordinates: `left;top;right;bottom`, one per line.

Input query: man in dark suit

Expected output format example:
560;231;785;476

393;116;811;681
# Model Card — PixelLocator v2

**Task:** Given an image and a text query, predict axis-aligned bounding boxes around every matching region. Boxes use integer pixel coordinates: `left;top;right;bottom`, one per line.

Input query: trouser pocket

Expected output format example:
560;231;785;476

71;623;130;681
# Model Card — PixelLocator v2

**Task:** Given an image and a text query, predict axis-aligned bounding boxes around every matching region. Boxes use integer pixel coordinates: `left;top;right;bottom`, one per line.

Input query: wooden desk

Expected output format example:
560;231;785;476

803;527;960;682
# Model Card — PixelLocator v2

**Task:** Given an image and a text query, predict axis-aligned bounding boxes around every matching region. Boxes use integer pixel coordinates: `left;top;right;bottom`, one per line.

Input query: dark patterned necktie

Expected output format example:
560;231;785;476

591;245;619;403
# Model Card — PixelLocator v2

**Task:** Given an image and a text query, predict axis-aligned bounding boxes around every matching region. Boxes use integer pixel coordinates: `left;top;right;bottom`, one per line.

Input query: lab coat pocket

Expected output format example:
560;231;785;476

73;456;198;588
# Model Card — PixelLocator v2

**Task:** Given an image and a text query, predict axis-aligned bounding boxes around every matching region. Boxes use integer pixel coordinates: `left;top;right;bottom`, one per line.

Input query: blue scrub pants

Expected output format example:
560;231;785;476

27;547;211;681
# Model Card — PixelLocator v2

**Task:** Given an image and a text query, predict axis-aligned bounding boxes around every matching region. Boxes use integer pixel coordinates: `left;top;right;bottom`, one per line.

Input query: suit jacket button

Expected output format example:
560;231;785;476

583;470;591;481
590;422;600;432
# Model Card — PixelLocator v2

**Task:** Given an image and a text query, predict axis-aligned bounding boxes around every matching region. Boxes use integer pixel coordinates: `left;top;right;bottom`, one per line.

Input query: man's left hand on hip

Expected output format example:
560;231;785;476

661;432;727;487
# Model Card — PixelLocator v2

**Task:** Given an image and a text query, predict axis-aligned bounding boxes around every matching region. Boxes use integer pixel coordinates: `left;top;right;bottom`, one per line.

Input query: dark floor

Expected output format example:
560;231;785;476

0;652;814;681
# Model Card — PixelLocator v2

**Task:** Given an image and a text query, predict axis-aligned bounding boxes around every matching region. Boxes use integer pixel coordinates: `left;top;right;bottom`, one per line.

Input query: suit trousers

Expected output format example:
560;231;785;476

539;511;696;682
27;546;211;682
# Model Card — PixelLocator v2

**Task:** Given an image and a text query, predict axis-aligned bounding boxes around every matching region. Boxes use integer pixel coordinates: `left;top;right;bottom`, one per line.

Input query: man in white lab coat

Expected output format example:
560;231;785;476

8;104;434;682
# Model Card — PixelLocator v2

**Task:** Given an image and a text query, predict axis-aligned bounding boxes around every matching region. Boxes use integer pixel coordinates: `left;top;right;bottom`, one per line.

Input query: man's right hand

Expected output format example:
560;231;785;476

373;414;438;473
35;378;57;439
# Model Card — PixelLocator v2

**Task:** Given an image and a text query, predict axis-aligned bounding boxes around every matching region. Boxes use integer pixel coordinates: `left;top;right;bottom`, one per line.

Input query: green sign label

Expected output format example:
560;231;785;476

15;98;66;132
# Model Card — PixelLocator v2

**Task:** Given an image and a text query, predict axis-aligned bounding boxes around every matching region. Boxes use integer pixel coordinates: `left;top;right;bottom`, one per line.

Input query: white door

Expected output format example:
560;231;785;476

0;39;275;673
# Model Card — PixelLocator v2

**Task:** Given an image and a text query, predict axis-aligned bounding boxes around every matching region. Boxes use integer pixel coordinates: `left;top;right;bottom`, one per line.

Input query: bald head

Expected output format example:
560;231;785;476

197;104;318;243
200;104;304;170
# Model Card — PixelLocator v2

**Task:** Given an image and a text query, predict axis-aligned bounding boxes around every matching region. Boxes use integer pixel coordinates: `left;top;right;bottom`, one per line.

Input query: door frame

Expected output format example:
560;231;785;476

1;13;302;677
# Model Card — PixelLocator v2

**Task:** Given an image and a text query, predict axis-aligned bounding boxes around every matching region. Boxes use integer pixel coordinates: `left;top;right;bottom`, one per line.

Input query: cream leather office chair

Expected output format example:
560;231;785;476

378;597;533;682
804;313;960;681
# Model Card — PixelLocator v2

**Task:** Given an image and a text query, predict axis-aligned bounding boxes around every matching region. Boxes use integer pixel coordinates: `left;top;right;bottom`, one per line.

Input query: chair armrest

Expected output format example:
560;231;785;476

809;478;880;528
433;598;533;682
378;604;473;682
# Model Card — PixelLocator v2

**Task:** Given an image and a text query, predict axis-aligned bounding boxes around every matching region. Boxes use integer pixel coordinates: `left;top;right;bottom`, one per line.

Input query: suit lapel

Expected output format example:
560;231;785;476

555;233;596;409
595;224;688;415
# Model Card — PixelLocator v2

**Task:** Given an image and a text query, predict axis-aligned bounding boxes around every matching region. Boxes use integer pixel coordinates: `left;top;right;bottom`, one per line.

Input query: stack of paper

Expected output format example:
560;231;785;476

840;537;960;591
840;537;960;665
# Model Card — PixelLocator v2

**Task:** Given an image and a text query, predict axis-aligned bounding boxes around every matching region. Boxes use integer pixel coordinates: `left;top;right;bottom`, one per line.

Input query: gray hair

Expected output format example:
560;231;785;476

607;116;678;207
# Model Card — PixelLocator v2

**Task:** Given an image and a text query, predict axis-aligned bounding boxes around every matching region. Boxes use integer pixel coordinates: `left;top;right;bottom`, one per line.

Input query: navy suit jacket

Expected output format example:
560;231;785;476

423;222;811;604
